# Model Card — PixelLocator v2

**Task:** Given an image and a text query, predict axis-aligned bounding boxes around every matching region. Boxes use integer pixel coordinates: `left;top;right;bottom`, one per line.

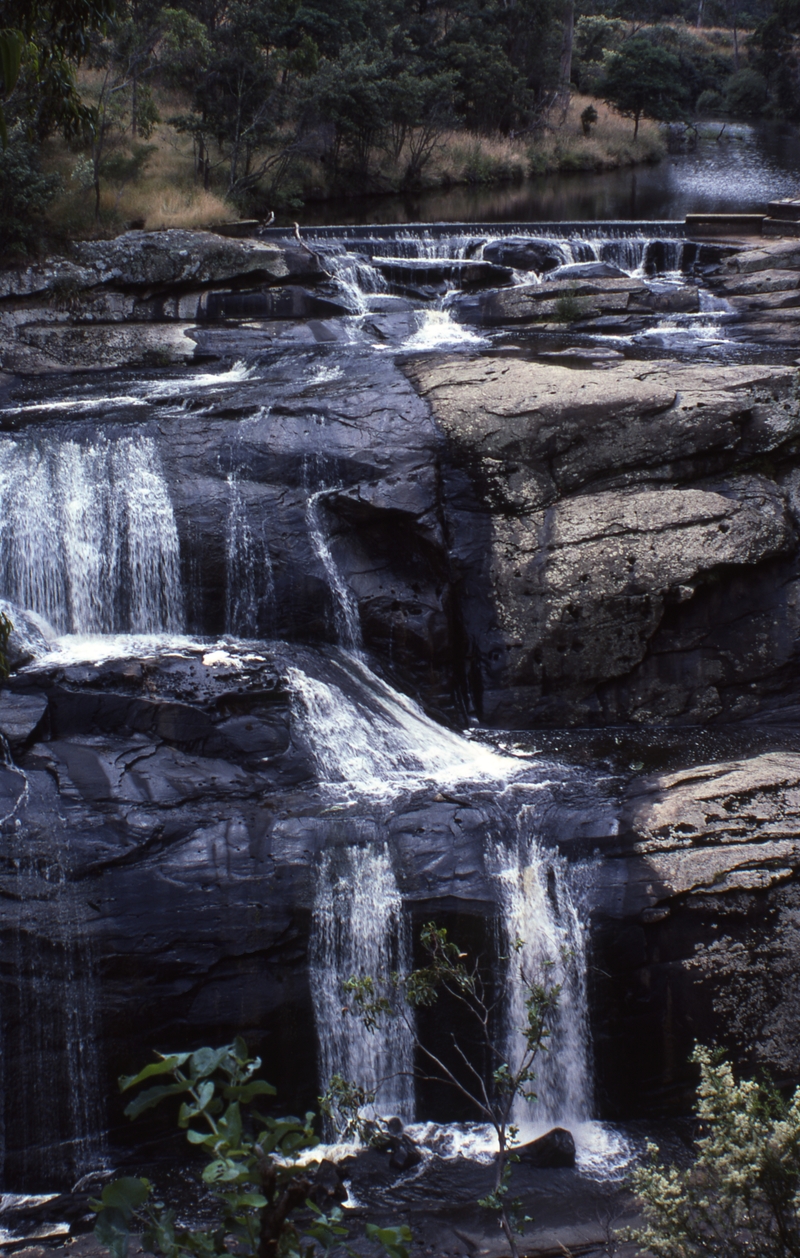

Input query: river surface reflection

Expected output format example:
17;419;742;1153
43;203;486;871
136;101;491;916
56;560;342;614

290;120;800;226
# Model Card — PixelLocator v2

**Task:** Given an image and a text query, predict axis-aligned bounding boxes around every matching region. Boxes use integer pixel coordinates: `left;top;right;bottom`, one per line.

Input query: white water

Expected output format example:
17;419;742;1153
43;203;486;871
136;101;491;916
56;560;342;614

0;435;183;634
310;845;415;1121
402;307;487;351
288;648;517;800
491;833;591;1131
306;492;363;652
225;470;274;636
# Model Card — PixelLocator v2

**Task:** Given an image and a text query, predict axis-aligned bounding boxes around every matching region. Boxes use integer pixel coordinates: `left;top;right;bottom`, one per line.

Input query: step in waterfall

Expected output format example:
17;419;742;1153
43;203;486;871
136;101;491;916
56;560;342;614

299;500;594;1140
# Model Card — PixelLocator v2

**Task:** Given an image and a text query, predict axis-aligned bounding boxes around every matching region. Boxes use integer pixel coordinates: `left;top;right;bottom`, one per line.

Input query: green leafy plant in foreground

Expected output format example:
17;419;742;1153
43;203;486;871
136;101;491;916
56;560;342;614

630;1044;800;1257
91;1038;411;1258
343;922;561;1258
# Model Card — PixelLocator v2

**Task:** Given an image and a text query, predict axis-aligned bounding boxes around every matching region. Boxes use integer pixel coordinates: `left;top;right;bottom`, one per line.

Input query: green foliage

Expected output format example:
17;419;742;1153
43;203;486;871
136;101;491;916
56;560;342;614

92;1038;409;1258
580;103;598;134
602;33;690;137
318;1073;376;1144
573;15;627;93
555;285;583;322
364;1225;412;1258
343;922;560;1258
0;131;60;255
1;0;117;141
724;66;770;114
751;0;800;119
630;1045;800;1257
696;87;726;114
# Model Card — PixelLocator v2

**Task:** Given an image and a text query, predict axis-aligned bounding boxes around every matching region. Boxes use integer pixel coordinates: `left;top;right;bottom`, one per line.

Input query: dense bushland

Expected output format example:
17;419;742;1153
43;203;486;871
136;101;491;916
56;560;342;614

1;0;799;247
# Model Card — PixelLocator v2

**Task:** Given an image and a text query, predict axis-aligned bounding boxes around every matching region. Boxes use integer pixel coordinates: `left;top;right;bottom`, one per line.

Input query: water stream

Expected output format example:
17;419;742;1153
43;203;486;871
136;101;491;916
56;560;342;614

0;435;183;634
0;215;729;1192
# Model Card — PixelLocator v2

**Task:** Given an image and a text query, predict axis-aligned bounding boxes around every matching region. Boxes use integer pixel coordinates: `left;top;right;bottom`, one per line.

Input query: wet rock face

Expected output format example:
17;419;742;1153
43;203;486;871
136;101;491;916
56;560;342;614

0;637;617;1187
0;230;328;372
589;748;800;1117
404;356;800;726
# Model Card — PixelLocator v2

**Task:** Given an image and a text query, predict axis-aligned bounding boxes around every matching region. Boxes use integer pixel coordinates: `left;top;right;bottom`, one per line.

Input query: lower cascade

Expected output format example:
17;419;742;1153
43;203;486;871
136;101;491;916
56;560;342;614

310;844;415;1123
492;836;591;1133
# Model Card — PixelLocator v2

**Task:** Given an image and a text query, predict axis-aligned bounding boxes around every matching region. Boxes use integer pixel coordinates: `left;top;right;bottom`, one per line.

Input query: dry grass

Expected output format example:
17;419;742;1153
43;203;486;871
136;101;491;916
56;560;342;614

40;82;663;238
404;95;664;190
42;117;235;239
526;96;664;175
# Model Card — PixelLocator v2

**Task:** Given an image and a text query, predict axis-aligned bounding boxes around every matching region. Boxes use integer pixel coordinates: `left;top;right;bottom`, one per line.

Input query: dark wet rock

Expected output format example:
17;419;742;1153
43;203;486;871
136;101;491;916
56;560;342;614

0;231;329;371
0;600;54;669
0;322;197;372
388;1133;423;1172
308;1159;348;1208
723;239;800;274
194;286;350;321
549;261;629;280
481;237;566;272
70;230;326;291
450;277;699;326
515;1127;576;1168
715;267;800;296
372;258;514;288
0;691;48;748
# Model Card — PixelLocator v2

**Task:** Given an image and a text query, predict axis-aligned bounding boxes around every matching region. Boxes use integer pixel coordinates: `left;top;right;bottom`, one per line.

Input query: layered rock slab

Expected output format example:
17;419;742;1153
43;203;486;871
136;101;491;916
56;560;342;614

592;748;800;1116
405;355;800;725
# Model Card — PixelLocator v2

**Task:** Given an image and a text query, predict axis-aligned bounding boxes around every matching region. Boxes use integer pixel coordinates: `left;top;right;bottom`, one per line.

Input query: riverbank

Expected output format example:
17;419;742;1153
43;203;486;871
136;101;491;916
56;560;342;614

35;96;663;245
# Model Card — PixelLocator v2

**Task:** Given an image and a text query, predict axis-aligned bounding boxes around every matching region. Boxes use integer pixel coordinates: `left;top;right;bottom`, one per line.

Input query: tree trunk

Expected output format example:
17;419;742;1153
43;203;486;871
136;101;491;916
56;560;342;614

634;109;640;140
494;1133;520;1258
557;0;575;119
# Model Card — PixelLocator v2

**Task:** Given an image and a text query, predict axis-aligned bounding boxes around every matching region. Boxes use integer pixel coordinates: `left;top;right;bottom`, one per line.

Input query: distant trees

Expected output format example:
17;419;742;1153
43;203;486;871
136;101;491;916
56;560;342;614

601;33;689;135
0;0;117;140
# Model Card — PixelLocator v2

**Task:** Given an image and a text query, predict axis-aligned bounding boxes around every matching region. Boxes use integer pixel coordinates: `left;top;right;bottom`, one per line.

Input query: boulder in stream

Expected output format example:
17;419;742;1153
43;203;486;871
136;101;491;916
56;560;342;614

481;237;566;271
515;1127;576;1168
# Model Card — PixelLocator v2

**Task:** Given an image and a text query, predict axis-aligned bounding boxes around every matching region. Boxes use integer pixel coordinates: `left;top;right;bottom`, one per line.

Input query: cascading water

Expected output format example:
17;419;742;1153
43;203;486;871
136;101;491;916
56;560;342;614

7;818;108;1187
225;470;274;637
0;434;183;634
309;844;414;1122
491;829;590;1132
320;244;389;315
306;492;363;653
287;648;516;801
295;487;598;1151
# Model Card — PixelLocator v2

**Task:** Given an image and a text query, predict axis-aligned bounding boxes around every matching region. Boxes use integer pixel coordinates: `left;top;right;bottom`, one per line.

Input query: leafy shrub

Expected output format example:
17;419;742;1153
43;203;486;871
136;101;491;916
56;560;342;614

725;68;769;118
555;286;583;322
630;1044;800;1258
0;133;59;257
91;1039;411;1258
695;89;726;116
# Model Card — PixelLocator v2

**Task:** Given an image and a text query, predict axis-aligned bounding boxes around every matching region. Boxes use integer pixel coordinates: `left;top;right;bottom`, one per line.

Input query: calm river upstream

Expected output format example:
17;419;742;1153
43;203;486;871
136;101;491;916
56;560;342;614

293;119;800;226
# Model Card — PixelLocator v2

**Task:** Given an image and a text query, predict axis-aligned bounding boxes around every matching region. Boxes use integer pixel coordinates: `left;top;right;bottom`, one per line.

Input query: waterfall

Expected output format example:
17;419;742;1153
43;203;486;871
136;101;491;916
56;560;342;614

225;470;274;637
491;826;591;1132
306;492;363;652
287;648;515;801
7;820;108;1187
0;435;183;634
310;844;415;1121
321;245;388;314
